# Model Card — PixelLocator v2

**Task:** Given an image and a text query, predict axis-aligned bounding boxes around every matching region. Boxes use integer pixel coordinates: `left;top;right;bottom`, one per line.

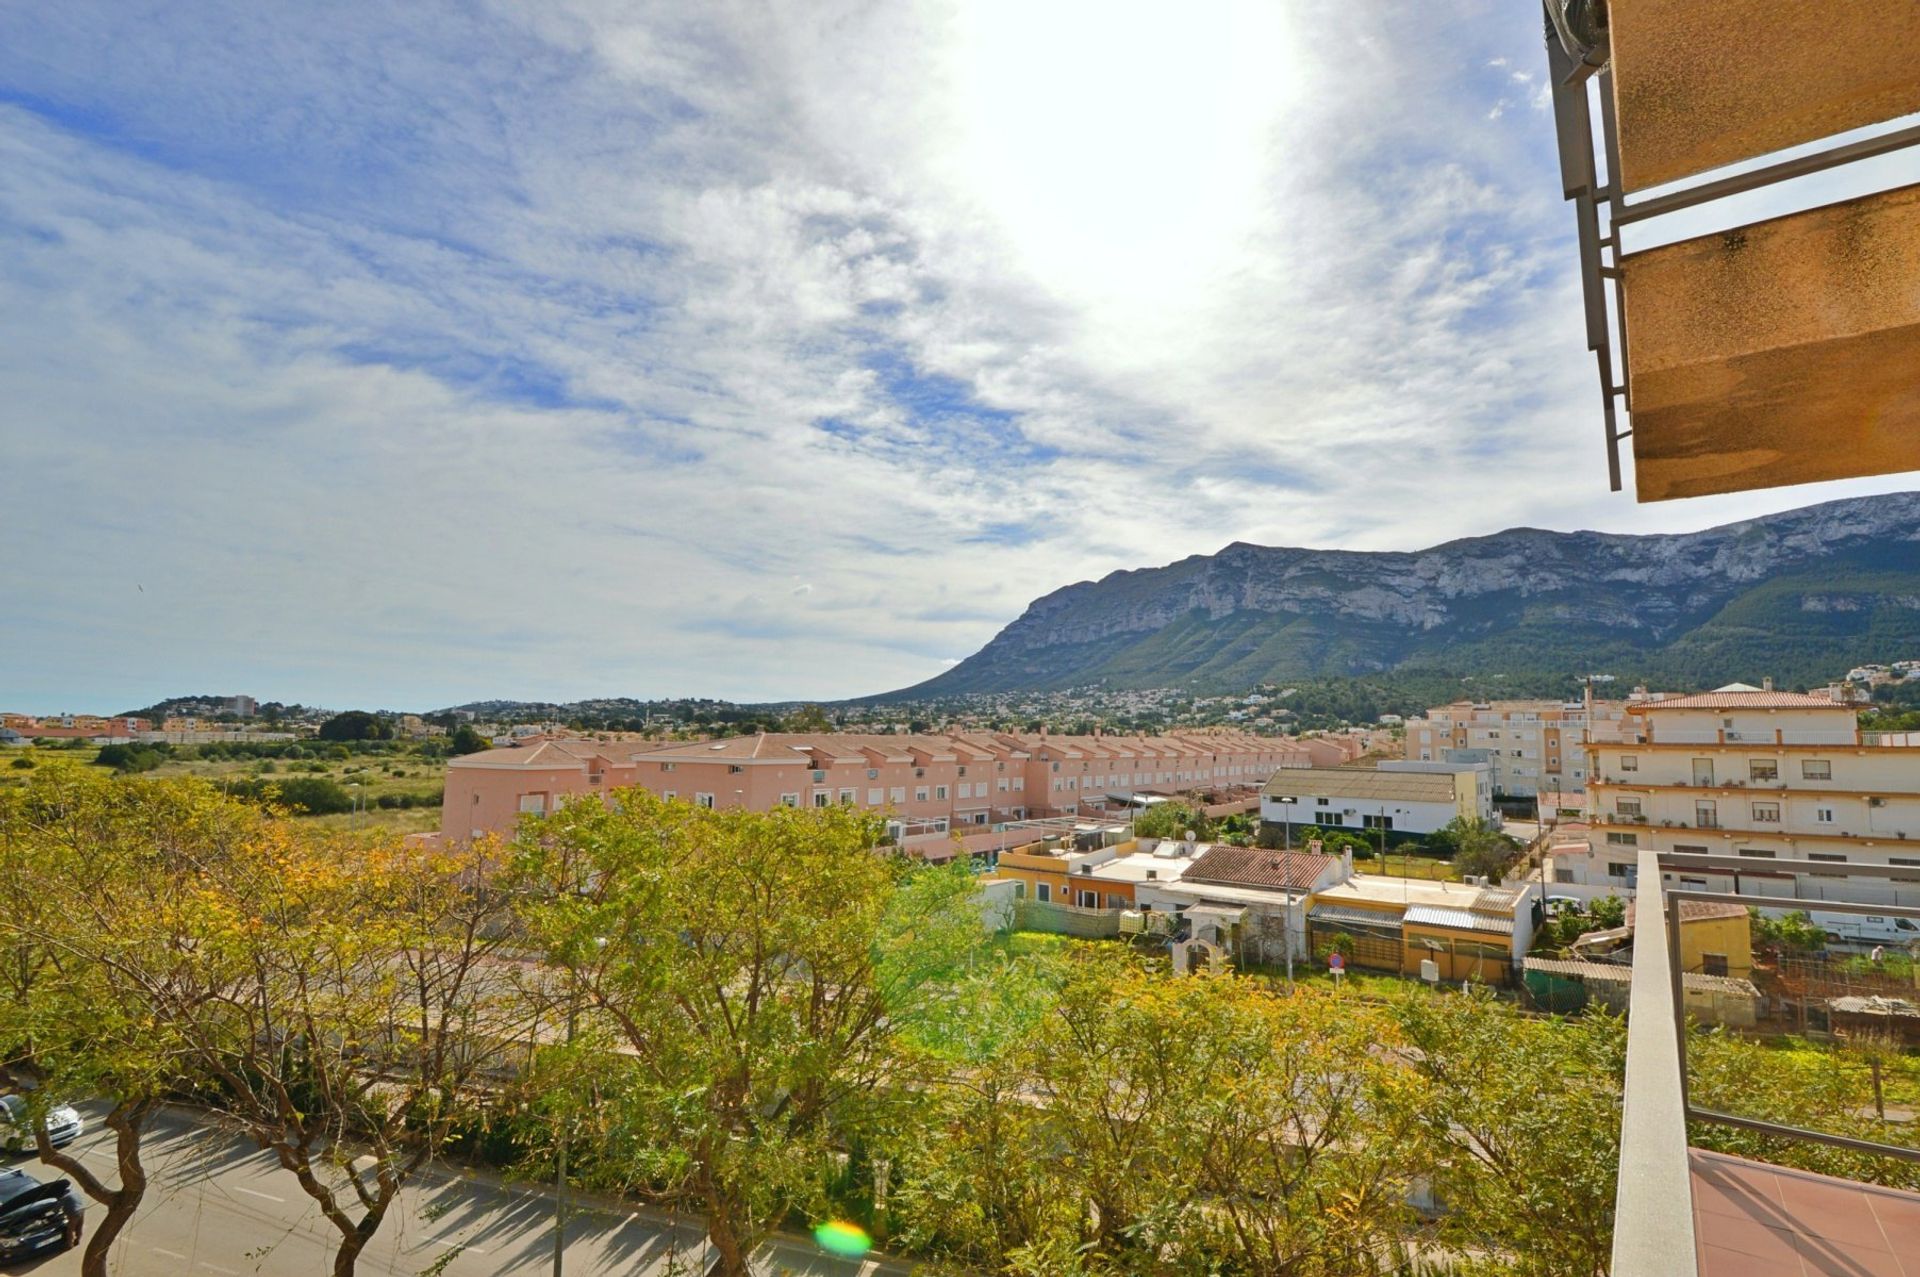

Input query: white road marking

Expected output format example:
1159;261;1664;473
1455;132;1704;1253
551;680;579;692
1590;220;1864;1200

199;1265;237;1275
233;1186;284;1202
152;1248;187;1260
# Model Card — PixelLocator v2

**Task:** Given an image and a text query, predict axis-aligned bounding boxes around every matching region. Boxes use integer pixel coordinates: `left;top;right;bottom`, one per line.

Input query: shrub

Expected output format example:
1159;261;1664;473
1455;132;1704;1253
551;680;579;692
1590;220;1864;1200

269;777;354;815
9;756;33;770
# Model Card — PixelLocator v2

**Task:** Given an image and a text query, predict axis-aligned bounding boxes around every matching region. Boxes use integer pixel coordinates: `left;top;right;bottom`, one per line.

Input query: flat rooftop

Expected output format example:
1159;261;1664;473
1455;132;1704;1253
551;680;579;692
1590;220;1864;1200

1690;1148;1920;1276
1312;876;1526;916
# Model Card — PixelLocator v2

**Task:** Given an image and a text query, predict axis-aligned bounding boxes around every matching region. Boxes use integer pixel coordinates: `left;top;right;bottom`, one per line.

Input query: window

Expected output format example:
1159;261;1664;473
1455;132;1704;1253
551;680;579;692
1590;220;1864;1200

934;785;948;800
518;793;547;815
838;788;856;805
1316;797;1330;807
1674;844;1710;854
1607;861;1634;879
997;778;1009;792
1620;755;1639;772
779;793;799;808
1078;890;1098;908
1011;882;1026;900
1036;883;1051;903
660;762;677;773
1618;798;1643;817
1890;857;1920;868
915;786;929;802
1702;953;1729;977
867;788;884;805
1749;760;1778;781
695;793;716;809
1816;806;1836;824
1695;800;1718;828
663;791;677;801
890;787;906;803
728;764;744;774
1738;848;1776;858
1809;852;1847;877
1605;831;1639;846
1802;759;1833;780
813;791;830;808
1012;778;1023;792
1751;802;1781;823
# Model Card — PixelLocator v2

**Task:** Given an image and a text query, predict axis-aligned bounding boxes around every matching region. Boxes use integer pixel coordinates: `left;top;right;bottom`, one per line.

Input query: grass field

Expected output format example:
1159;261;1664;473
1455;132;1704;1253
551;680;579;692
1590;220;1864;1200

0;742;446;833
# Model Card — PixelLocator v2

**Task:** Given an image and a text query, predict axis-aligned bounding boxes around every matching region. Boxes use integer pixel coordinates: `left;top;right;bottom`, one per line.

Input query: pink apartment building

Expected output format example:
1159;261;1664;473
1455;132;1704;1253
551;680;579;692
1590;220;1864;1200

440;729;1364;845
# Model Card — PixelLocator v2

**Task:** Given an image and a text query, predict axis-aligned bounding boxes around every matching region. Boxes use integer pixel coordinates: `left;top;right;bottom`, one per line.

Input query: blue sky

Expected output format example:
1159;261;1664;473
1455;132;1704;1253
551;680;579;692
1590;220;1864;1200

4;1;1918;713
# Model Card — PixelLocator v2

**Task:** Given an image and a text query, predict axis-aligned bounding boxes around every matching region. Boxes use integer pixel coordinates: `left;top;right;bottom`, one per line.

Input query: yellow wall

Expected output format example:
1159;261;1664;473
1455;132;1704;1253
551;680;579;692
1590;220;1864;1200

1679;914;1753;980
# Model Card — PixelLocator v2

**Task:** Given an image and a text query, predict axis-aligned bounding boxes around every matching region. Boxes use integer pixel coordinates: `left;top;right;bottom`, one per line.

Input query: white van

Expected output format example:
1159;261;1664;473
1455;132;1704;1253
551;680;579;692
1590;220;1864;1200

1809;911;1920;948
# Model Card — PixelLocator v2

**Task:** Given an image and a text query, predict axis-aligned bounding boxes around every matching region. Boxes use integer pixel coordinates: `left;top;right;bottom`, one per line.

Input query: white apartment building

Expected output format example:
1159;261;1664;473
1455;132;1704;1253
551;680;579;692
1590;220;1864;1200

1405;699;1629;801
1559;686;1920;904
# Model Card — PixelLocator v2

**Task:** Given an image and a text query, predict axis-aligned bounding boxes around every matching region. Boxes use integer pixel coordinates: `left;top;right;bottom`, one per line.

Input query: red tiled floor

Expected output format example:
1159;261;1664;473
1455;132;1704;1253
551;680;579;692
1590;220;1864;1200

1691;1149;1920;1277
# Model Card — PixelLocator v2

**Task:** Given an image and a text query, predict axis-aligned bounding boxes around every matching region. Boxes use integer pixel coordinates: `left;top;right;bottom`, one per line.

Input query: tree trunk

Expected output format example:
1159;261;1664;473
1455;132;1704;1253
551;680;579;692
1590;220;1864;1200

331;1230;370;1277
80;1103;152;1277
704;1188;754;1277
32;1098;153;1277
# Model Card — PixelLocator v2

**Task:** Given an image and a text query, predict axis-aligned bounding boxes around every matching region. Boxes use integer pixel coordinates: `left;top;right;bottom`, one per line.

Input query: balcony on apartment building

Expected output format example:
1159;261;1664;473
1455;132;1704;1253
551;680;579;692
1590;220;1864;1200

1544;0;1920;500
1613;850;1920;1275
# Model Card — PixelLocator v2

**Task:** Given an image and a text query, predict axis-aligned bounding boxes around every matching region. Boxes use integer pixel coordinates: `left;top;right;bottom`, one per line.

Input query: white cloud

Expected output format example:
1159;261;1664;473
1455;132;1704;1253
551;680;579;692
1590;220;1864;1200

2;0;1915;711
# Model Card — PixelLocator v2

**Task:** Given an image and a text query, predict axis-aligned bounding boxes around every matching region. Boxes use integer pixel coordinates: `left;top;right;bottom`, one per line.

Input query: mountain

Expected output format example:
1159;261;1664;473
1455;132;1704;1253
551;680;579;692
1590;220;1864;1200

885;493;1920;698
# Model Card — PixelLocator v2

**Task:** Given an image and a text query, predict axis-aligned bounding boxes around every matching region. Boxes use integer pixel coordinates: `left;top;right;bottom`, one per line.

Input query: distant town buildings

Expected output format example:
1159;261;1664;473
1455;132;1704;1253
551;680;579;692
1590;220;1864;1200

1403;698;1632;800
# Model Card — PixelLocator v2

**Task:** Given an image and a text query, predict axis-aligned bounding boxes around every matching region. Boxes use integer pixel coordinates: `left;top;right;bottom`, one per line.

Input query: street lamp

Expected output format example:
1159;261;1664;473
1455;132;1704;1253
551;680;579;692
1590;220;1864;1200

1274;795;1298;850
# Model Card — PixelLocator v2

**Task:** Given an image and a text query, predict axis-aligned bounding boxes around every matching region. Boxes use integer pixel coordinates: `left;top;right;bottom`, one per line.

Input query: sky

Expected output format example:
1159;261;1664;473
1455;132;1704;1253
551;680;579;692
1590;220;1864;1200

4;1;1919;714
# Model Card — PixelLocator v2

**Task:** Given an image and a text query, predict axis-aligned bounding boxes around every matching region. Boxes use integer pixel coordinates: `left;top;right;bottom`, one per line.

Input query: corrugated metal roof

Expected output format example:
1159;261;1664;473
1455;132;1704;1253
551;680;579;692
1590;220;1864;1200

1263;768;1461;803
1523;957;1759;996
1404;905;1515;935
1308;904;1405;931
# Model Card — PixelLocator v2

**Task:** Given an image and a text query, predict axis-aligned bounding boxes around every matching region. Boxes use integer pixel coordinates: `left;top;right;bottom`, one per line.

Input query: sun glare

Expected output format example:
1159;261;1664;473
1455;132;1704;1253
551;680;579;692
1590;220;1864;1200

946;1;1300;311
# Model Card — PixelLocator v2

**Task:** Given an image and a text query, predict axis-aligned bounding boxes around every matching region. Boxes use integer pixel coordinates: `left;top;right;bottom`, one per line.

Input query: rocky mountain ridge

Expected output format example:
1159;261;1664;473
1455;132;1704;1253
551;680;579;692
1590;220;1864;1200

884;493;1920;697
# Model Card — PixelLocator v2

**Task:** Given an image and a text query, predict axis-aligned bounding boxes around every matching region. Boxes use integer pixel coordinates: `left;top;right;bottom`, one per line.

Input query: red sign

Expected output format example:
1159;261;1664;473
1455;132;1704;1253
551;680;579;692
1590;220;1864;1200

1328;953;1346;973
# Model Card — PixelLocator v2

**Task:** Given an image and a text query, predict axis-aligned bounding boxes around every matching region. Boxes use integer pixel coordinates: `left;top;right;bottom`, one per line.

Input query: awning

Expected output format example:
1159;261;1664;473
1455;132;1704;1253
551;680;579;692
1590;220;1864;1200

1309;904;1404;933
1403;905;1515;935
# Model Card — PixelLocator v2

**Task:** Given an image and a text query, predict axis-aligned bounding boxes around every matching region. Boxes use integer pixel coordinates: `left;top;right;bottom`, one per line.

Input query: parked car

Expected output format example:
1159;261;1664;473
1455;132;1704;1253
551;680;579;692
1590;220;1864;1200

0;1095;83;1154
0;1167;83;1261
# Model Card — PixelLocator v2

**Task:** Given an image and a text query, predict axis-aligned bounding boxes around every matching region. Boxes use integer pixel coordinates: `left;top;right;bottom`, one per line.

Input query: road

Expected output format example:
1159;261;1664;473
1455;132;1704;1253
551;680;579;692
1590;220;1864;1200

4;1106;903;1276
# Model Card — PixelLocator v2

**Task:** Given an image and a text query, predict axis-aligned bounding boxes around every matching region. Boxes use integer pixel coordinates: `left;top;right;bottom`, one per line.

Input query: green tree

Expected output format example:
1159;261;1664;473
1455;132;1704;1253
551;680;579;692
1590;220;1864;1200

781;703;834;733
1392;989;1624;1276
0;768;254;1276
512;793;985;1276
1432;818;1525;883
448;724;489;755
317;711;390;742
1132;801;1212;842
144;827;526;1276
1750;908;1826;956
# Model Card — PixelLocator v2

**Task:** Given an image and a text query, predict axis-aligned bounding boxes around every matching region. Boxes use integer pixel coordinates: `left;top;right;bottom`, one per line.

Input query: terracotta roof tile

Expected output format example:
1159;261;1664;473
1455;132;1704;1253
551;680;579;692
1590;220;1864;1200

1181;845;1339;891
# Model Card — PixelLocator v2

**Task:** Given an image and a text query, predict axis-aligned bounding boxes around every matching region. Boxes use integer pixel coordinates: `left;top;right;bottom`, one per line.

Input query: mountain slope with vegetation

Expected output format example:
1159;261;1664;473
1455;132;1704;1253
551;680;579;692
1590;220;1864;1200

884;493;1920;697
